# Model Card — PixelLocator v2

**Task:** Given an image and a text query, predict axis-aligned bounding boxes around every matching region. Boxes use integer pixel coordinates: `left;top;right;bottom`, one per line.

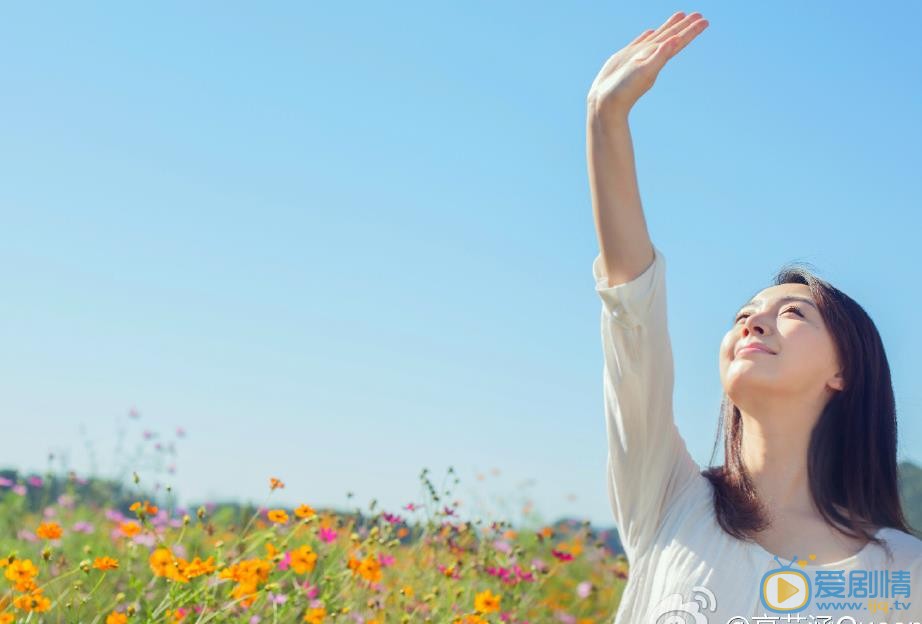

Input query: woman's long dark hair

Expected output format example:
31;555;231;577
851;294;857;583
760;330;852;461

700;261;913;561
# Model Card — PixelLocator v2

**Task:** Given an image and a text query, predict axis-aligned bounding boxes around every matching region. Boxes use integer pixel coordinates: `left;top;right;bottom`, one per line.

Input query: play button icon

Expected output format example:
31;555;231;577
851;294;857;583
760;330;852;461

761;570;811;612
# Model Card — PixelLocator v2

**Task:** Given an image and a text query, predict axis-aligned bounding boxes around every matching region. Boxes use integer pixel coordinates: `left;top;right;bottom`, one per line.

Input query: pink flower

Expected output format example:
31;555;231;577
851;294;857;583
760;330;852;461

277;551;291;571
12;484;26;496
302;583;319;599
318;527;337;543
57;494;76;508
71;521;95;534
43;506;56;518
576;581;592;599
493;539;512;554
0;477;13;487
267;592;287;605
551;549;573;562
27;475;43;488
377;553;395;567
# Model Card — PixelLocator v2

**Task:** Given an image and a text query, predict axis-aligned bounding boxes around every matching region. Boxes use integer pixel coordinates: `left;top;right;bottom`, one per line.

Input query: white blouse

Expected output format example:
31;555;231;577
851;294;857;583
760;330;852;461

593;244;922;624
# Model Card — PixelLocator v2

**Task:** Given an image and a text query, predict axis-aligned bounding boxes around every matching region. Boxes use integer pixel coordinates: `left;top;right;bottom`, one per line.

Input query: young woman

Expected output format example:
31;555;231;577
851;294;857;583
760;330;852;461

587;11;922;624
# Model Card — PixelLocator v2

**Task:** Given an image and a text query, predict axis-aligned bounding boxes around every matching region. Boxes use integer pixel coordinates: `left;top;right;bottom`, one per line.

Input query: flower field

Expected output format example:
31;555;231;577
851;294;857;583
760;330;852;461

0;468;629;623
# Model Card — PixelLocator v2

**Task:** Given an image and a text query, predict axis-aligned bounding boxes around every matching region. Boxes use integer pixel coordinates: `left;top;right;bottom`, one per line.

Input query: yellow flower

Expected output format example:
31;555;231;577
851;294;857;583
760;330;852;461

290;545;318;574
106;612;129;624
294;504;316;519
35;522;63;540
356;554;382;583
149;548;175;577
119;521;142;537
13;588;51;612
0;613;15;623
130;500;159;516
267;509;289;524
303;607;326;623
474;589;501;613
93;556;120;571
4;558;39;592
453;616;487;624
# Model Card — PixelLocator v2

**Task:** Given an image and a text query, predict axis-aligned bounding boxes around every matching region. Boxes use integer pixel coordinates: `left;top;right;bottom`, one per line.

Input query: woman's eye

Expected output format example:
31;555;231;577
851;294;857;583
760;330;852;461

734;305;804;324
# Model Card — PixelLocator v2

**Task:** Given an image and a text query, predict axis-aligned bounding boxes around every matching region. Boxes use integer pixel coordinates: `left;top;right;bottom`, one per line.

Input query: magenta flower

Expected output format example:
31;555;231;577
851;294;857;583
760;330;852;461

27;475;43;488
277;551;291;571
377;553;395;567
302;583;319;599
0;477;13;487
318;527;337;543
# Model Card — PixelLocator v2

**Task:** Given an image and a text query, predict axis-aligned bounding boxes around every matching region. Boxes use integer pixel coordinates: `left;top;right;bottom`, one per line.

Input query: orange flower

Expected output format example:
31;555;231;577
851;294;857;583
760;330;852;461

119;521;142;537
267;509;288;524
474;589;501;613
0;613;15;623
35;522;63;540
180;556;216;579
269;477;285;490
149;548;175;578
106;612;128;624
93;556;120;571
13;588;51;613
289;545;318;574
356;554;382;583
294;504;316;519
130;500;159;516
453;616;487;624
4;559;39;592
303;607;326;623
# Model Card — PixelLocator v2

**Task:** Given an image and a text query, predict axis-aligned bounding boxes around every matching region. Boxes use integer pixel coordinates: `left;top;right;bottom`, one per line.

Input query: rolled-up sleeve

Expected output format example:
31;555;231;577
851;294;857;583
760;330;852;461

592;244;700;561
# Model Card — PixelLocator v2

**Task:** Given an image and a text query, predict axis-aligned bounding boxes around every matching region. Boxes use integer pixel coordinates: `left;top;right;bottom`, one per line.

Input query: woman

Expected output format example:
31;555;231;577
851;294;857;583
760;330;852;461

587;11;922;623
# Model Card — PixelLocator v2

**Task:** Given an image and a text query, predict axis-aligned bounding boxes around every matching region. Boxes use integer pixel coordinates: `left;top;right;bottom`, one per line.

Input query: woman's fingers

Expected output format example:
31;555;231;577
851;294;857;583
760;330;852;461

629;28;656;47
649;11;687;41
669;18;709;56
651;12;702;44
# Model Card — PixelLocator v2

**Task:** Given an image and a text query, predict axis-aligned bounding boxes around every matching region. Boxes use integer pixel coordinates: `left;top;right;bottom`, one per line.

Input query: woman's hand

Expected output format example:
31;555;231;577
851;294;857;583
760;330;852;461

587;11;709;121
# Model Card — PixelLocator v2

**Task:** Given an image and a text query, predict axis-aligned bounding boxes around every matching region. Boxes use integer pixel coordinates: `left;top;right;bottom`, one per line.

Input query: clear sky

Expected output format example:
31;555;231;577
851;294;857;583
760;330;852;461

1;2;920;529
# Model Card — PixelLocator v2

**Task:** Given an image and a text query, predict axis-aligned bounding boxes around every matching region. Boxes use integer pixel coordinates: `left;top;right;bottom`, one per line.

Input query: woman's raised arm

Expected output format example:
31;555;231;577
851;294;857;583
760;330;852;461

587;11;708;287
586;11;709;561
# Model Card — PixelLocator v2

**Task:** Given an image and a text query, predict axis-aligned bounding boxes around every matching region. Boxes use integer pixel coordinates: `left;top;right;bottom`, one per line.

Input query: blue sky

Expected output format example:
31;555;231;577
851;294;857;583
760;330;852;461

1;2;920;529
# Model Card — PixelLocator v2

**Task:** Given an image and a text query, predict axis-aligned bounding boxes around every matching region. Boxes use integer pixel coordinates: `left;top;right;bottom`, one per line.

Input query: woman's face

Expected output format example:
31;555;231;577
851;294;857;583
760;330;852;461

718;283;844;409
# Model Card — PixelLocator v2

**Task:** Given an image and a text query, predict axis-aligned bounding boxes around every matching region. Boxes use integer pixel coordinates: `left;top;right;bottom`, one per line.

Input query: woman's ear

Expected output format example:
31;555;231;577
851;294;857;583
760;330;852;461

827;371;846;392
